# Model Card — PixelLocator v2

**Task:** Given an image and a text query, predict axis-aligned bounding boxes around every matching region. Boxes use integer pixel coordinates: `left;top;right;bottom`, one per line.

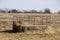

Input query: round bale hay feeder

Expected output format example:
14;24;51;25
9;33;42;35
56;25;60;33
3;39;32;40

12;21;26;33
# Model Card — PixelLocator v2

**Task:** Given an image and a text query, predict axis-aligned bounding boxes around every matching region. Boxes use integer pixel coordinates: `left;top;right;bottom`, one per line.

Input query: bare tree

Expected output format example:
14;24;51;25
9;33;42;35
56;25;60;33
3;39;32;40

11;9;18;13
44;8;51;13
58;11;60;14
8;9;22;13
29;10;37;13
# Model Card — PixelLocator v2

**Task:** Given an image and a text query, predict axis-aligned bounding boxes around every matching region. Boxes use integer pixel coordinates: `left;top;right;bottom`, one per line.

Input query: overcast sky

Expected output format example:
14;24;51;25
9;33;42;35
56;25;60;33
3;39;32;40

0;0;60;12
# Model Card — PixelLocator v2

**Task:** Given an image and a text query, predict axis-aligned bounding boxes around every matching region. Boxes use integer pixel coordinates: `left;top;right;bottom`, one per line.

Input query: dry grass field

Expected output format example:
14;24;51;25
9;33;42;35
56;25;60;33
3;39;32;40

0;13;60;40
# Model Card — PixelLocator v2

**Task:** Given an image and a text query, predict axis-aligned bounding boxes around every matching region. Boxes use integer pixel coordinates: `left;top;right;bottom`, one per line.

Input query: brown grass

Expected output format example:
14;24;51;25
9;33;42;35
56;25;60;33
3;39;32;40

0;13;60;40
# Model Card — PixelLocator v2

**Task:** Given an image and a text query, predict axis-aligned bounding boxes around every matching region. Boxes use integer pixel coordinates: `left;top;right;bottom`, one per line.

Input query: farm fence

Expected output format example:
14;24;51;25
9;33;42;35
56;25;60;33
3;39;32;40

0;14;60;31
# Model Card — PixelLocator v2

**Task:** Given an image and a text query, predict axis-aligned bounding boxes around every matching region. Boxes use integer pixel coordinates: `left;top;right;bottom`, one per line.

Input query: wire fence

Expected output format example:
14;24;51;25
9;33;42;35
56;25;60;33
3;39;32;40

0;14;60;27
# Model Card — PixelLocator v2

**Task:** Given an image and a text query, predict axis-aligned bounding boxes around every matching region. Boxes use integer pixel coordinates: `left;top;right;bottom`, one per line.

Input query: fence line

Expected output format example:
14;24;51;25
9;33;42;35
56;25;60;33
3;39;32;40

0;15;60;26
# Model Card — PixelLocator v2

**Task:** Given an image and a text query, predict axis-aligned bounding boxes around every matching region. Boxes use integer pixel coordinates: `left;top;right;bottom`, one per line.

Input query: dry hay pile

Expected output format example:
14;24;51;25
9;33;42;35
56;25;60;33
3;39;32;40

45;23;60;34
45;26;57;34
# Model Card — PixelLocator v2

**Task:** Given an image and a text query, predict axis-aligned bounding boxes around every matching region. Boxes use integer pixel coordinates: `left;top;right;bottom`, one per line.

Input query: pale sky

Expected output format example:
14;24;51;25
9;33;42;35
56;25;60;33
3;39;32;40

0;0;60;12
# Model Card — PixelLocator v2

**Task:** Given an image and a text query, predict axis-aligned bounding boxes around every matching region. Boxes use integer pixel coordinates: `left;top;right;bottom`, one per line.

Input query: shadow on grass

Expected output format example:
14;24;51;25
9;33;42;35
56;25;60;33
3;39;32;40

3;30;14;33
0;30;23;33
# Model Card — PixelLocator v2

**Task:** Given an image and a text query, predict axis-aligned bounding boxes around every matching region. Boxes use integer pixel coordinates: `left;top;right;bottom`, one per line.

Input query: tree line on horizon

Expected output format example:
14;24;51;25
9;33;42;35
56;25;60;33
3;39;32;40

0;8;60;14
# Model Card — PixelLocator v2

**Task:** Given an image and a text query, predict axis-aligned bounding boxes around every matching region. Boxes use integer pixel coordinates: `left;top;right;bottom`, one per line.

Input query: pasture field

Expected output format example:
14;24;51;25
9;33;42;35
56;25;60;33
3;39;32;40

0;13;60;40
